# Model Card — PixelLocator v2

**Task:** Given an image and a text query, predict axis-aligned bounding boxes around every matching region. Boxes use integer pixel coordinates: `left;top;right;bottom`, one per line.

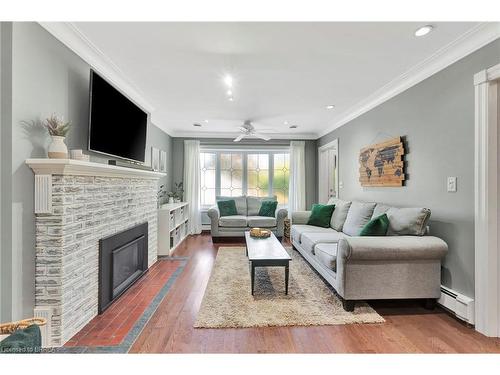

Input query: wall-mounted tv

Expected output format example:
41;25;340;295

88;70;148;163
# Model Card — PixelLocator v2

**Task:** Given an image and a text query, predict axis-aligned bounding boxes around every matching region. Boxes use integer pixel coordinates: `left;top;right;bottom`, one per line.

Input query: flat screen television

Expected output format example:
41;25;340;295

88;70;148;163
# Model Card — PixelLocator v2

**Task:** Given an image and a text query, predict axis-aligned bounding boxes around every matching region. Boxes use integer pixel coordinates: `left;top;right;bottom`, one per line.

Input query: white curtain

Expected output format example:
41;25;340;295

288;141;306;218
183;140;202;234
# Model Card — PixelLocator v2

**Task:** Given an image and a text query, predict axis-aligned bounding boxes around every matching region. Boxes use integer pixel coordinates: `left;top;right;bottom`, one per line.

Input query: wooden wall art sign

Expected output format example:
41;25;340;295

359;136;405;187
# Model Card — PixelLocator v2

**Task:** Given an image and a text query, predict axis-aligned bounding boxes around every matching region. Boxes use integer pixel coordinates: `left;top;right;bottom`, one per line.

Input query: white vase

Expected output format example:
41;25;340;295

48;136;68;159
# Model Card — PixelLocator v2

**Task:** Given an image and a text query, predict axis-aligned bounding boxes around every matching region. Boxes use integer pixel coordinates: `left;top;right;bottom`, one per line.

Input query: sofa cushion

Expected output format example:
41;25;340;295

360;213;389;236
314;244;338;272
342;201;376;236
247;216;277;228
247;196;277;216
259;200;278;217
307;204;335;228
300;231;346;253
386;207;431;236
372;203;392;218
217;199;238;216
327;198;352;231
290;225;335;243
372;204;431;236
217;196;247;216
219;215;247;227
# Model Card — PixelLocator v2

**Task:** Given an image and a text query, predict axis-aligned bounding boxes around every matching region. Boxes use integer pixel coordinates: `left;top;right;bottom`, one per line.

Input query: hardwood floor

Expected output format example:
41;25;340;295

129;233;500;353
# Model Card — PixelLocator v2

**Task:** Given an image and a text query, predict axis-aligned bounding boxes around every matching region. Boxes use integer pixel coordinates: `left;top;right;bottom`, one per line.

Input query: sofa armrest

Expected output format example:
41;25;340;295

207;205;220;236
291;211;311;225
275;208;288;237
338;236;448;262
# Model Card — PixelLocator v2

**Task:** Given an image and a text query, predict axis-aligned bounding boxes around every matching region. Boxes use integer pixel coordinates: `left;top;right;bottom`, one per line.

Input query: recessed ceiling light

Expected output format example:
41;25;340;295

326;105;335;110
284;121;289;125
223;75;233;87
228;96;234;102
226;90;233;96
289;125;298;129
193;123;202;127
204;119;209;123
414;25;433;37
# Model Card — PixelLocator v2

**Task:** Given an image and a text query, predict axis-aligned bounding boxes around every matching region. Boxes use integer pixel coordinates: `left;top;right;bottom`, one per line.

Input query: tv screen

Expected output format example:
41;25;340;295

88;70;148;163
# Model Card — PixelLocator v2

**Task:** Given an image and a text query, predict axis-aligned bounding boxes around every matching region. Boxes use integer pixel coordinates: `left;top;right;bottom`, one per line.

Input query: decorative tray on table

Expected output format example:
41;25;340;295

250;227;271;238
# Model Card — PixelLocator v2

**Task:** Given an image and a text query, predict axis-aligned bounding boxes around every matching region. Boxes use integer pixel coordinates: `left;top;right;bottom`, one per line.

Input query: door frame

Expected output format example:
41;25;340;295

318;138;339;203
474;62;500;337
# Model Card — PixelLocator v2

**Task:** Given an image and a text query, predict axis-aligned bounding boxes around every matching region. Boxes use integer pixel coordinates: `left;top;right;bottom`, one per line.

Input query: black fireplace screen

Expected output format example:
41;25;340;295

98;222;148;313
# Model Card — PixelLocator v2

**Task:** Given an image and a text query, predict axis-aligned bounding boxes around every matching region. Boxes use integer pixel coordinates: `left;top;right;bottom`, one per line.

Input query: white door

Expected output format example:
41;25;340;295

318;140;338;204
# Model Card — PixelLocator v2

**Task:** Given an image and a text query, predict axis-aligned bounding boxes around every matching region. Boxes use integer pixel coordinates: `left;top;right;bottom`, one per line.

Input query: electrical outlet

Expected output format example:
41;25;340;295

339;181;343;189
447;177;457;192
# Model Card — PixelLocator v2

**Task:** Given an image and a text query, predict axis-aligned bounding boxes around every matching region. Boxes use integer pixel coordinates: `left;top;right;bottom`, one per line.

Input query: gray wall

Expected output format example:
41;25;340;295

0;22;173;321
318;39;500;298
171;137;318;209
0;22;14;323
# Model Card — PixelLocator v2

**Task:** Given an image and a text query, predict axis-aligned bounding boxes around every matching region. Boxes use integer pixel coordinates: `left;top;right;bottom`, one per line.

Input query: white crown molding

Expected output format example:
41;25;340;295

171;130;317;140
38;22;155;114
317;22;500;138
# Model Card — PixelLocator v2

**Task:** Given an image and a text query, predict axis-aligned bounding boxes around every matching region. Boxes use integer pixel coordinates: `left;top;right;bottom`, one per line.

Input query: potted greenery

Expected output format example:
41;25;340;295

44;114;71;159
167;182;184;203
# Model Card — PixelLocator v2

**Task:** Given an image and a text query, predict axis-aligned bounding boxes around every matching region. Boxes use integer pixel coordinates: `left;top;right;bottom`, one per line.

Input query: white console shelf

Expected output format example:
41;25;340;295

158;202;189;256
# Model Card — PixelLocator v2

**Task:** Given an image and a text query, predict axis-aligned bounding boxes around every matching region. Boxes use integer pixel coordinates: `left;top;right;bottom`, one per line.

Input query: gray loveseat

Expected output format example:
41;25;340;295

291;198;448;311
208;196;288;240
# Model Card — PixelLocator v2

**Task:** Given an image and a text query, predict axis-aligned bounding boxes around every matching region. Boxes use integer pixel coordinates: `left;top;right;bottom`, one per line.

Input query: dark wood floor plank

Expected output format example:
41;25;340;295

128;233;500;353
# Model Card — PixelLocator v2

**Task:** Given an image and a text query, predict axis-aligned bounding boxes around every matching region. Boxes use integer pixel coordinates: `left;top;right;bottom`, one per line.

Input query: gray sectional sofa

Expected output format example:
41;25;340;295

208;196;288;240
291;198;448;311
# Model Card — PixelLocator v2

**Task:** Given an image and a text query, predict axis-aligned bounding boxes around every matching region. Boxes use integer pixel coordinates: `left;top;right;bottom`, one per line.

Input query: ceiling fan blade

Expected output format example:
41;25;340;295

233;134;246;142
237;126;248;132
252;132;271;141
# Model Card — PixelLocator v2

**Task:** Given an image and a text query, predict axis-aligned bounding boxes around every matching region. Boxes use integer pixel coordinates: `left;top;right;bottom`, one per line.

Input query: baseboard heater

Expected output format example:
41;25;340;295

438;285;475;324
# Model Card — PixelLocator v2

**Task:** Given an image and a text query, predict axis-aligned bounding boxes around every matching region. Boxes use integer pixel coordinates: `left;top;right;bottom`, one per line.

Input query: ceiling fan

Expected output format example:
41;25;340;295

233;120;272;142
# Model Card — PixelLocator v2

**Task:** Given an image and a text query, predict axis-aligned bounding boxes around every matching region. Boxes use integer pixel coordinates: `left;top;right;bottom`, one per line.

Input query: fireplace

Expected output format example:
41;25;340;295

98;222;149;313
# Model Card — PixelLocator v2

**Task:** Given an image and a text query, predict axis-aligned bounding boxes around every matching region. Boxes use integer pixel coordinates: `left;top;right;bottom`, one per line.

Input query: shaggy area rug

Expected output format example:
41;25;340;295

194;246;384;328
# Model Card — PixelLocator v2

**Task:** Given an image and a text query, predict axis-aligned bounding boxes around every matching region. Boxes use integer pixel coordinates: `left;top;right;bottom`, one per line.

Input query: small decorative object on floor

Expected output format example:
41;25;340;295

250;227;271;238
0;317;46;353
44;114;71;159
284;218;291;238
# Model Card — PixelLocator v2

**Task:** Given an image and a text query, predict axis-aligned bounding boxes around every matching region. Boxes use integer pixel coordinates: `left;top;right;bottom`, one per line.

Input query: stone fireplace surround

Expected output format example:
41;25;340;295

26;159;165;347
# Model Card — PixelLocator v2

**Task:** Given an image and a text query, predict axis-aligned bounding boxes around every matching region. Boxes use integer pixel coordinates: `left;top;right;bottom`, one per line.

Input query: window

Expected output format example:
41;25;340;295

199;150;290;207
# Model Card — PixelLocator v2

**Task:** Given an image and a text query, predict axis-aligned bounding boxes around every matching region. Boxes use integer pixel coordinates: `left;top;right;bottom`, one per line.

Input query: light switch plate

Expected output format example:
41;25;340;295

339;181;344;189
447;177;457;192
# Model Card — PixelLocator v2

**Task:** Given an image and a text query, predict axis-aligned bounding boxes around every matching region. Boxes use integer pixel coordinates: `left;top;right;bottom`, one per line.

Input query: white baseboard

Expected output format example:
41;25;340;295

438;285;475;324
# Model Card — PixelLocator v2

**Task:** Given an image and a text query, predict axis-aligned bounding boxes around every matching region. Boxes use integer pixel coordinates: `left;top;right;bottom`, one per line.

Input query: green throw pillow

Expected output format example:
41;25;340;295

360;214;390;236
0;324;42;353
258;200;278;217
307;204;335;228
217;199;238;216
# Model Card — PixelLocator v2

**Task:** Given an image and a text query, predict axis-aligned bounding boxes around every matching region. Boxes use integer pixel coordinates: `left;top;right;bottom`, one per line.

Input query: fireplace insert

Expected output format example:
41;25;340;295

98;222;148;313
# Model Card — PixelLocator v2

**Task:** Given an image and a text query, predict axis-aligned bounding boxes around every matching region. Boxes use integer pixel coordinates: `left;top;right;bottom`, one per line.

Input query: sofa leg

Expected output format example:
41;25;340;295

342;299;355;312
424;298;437;310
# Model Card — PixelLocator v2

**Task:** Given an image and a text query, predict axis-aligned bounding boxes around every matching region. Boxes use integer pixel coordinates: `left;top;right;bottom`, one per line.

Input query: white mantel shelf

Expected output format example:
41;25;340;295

26;158;166;179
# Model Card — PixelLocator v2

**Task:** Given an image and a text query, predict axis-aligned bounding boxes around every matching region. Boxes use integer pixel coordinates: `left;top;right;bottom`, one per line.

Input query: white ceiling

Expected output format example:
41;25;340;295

71;22;484;139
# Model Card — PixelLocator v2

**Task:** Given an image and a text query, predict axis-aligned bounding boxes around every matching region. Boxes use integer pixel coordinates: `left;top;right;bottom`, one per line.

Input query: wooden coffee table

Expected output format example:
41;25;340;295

245;231;292;295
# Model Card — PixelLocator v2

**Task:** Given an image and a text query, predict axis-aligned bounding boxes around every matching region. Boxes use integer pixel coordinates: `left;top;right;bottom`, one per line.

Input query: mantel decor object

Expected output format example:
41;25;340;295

44;114;71;159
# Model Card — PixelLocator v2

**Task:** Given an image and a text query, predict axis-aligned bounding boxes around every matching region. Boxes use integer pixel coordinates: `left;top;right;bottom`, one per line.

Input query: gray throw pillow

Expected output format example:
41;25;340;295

327;198;352;231
342;201;376;236
386;207;431;236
